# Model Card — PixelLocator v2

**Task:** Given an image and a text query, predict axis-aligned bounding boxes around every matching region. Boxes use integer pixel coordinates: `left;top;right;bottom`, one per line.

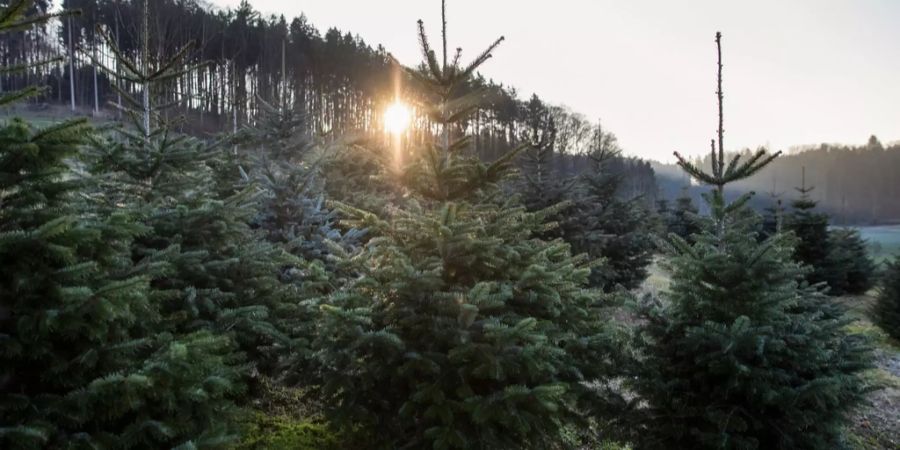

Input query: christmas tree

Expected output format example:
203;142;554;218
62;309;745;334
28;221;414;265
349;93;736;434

312;2;627;448
572;127;654;291
822;228;875;296
517;93;575;243
874;256;900;341
760;184;785;239
666;187;703;242
633;32;872;449
88;0;307;376
239;96;364;275
1;2;241;447
784;167;831;286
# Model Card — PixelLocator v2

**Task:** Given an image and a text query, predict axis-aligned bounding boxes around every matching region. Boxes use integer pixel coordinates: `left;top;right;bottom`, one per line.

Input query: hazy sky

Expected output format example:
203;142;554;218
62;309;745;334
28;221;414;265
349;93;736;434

211;0;900;162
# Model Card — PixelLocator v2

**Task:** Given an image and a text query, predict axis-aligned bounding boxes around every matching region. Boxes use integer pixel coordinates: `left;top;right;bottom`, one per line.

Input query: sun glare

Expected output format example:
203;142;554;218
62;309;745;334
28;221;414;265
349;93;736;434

384;101;411;135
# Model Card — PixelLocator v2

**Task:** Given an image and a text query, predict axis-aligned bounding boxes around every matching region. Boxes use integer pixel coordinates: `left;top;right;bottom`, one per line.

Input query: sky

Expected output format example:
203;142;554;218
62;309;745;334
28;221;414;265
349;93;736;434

210;0;900;162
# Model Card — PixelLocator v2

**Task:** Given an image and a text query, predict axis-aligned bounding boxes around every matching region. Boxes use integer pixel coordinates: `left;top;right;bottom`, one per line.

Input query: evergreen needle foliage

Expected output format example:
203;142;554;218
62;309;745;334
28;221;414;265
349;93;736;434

874;256;900;341
784;168;831;287
663;188;704;243
633;32;872;450
0;0;74;106
822;227;875;296
1;2;240;447
573;134;655;291
784;169;875;296
516;97;655;292
311;2;627;448
239;96;364;275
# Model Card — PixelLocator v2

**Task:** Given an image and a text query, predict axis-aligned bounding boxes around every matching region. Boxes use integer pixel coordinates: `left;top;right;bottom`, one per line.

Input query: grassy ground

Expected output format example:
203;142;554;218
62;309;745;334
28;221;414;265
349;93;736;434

839;294;900;450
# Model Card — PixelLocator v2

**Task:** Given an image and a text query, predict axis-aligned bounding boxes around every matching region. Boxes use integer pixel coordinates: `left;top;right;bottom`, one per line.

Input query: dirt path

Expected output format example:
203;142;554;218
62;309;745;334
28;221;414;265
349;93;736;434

843;295;900;450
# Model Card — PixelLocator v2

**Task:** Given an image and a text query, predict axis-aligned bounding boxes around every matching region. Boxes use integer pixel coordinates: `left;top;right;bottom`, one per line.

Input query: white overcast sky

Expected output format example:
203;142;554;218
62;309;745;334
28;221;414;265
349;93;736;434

211;0;900;162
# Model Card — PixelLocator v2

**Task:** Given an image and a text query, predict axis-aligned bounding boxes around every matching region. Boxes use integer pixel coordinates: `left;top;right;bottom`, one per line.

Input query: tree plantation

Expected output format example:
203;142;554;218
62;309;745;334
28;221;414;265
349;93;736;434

2;0;898;449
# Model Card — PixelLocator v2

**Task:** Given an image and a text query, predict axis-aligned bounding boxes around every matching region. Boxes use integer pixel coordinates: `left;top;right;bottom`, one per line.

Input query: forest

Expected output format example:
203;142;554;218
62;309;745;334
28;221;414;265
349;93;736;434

655;137;900;225
1;0;899;449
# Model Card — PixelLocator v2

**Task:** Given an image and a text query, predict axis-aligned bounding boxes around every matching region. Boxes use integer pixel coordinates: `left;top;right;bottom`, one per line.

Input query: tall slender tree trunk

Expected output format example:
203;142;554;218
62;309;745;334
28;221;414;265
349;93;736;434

67;16;75;111
141;0;150;140
281;38;286;108
92;38;99;115
115;3;121;117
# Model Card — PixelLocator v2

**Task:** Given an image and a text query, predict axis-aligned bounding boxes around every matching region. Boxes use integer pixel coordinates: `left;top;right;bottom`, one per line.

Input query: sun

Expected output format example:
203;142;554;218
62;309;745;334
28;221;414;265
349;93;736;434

384;101;411;135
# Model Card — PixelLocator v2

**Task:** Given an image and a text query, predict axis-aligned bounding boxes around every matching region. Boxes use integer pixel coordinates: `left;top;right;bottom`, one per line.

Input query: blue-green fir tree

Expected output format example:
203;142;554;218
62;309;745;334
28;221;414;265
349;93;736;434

822;227;875;296
784;167;831;286
632;32;872;450
239;96;364;275
874;256;900;341
87;0;313;381
572;128;655;291
311;2;628;448
666;187;704;243
1;2;242;447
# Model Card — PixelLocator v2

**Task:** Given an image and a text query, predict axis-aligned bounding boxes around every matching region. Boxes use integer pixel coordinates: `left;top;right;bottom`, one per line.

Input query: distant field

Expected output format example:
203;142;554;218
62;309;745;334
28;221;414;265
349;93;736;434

853;225;900;264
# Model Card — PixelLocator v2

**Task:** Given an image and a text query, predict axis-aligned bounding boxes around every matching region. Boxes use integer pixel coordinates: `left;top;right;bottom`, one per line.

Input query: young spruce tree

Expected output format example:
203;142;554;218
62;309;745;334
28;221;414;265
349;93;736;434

784;167;831;286
240;96;363;274
874;256;900;341
667;186;704;243
573;128;655;291
88;0;304;377
633;33;872;449
517;93;574;242
822;227;875;296
312;2;626;448
1;2;241;447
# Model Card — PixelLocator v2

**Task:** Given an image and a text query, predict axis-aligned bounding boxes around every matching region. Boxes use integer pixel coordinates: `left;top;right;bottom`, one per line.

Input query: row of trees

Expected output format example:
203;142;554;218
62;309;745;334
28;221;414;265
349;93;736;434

659;169;877;297
655;136;900;224
0;0;655;197
3;1;895;449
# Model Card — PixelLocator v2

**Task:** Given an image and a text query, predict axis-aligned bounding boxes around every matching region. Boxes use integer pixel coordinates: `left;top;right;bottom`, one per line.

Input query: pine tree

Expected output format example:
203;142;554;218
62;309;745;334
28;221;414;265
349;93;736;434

822;228;875;296
760;184;785;239
667;187;703;242
312;2;627;448
633;32;872;449
874;256;900;341
88;0;308;377
785;167;831;286
516;94;581;245
573;130;654;291
240;96;364;273
1;2;241;447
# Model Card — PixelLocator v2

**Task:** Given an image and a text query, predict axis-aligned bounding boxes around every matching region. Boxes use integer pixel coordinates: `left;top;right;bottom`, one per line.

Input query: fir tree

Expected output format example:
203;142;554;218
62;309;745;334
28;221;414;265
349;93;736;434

874;255;900;341
633;32;872;449
239;96;364;274
1;2;241;447
784;167;831;286
573;130;654;291
312;2;627;448
760;183;785;239
667;187;703;242
88;0;309;377
516;94;579;243
822;228;875;296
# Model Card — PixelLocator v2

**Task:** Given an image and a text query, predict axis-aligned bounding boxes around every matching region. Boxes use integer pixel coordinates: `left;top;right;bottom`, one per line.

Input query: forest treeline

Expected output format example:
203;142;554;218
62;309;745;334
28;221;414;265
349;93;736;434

6;0;897;223
0;0;657;202
655;135;900;224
